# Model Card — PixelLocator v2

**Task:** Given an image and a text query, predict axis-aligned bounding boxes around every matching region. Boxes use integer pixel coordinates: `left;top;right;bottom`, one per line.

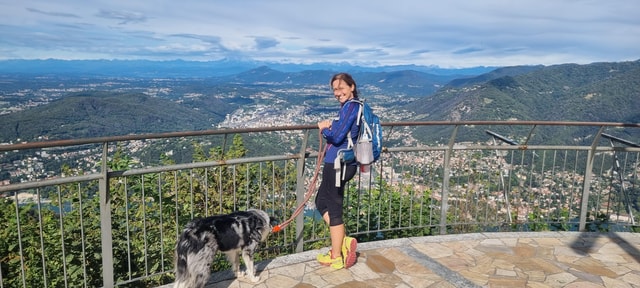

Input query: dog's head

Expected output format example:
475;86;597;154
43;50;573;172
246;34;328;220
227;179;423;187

248;209;278;241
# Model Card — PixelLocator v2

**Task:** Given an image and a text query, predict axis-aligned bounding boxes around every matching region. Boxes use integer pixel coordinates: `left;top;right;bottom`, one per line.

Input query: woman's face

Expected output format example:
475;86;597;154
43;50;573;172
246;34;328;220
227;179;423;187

332;79;355;104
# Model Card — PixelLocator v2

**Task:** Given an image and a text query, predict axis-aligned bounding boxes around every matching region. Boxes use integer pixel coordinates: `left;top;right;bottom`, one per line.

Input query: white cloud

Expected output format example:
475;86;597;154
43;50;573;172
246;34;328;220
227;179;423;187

0;0;638;67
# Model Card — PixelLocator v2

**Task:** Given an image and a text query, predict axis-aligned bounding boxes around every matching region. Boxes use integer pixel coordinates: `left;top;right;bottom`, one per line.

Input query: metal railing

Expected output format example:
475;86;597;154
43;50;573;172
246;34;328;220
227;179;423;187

1;121;639;287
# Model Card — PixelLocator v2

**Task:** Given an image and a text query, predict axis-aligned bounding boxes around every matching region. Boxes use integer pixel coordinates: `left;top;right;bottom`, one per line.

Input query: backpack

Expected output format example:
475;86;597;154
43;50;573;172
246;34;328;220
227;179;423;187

347;99;382;165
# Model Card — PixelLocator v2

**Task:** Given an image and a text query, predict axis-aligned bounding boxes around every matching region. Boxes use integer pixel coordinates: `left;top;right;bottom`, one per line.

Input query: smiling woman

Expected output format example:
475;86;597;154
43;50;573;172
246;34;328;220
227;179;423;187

314;72;361;270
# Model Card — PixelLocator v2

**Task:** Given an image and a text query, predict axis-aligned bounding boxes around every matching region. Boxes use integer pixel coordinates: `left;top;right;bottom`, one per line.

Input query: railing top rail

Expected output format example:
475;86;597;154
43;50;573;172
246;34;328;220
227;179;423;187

384;120;640;128
1;121;638;152
0;124;315;152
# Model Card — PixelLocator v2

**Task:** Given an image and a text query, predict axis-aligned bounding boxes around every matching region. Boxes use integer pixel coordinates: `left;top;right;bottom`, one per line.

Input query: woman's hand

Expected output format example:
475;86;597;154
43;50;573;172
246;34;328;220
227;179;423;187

318;120;332;131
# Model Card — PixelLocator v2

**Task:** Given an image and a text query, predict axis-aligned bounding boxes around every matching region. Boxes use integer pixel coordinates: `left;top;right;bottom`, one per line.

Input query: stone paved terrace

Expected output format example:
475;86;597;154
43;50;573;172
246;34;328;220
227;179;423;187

162;232;640;288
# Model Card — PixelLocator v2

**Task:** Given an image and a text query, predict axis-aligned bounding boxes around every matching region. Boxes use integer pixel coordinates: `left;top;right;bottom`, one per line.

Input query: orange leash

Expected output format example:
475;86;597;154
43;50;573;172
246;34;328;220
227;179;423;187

272;131;327;233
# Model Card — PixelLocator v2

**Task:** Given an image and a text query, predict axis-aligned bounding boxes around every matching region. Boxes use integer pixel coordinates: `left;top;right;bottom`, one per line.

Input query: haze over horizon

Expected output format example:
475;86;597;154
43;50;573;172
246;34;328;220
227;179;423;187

1;0;639;68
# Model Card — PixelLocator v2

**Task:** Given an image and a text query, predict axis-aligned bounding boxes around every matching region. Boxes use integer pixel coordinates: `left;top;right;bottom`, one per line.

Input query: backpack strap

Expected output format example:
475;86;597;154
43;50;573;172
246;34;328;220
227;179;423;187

360;117;373;142
346;99;363;149
334;156;342;187
355;99;363;126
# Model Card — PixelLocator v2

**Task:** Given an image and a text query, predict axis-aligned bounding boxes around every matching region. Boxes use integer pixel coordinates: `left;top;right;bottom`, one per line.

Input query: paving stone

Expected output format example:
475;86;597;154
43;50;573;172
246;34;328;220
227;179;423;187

570;258;618;278
533;237;564;247
391;251;437;276
622;260;640;272
269;262;307;279
607;264;632;276
425;281;458;288
191;232;640;288
529;258;565;274
592;252;628;264
480;238;508;246
495;268;517;277
489;252;522;266
601;276;633;288
620;272;640;285
263;274;305;288
524;270;546;282
555;253;582;264
464;247;485;258
412;242;454;258
333;280;371;288
501;237;519;247
474;242;514;256
513;243;536;257
396;273;439;288
487;276;527;288
301;272;329;287
513;267;526;279
442;240;477;251
563;281;607;288
365;253;395;274
490;258;516;271
323;267;356;285
545;272;578;286
555;245;590;258
359;274;404;288
466;259;495;275
452;250;477;264
240;280;265;288
566;267;605;284
601;241;628;253
347;260;380;281
527;282;556;288
438;255;472;272
457;269;489;286
471;253;493;265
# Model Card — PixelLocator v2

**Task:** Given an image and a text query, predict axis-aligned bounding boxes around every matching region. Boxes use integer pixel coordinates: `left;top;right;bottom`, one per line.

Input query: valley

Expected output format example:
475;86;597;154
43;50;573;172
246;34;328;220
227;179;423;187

1;59;639;185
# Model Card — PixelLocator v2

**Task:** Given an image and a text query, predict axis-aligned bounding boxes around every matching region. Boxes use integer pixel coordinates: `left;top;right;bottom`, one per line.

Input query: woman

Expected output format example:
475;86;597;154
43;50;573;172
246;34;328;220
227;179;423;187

315;72;359;269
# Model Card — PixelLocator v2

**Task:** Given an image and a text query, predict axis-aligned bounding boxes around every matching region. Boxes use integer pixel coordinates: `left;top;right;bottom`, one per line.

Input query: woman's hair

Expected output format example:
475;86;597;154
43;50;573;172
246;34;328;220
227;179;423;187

331;72;359;99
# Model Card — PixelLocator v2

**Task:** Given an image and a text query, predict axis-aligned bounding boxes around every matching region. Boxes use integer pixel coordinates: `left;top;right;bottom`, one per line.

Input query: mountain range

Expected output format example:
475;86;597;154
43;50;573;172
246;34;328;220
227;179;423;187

0;59;639;144
0;59;495;78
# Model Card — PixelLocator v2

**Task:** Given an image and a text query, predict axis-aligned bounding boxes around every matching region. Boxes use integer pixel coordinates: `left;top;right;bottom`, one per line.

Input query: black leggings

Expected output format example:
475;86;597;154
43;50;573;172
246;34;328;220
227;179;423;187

315;163;357;226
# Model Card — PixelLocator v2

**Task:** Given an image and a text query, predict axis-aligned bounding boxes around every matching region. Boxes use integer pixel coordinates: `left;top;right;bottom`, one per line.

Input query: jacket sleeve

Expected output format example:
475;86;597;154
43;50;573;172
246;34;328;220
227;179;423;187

322;101;359;146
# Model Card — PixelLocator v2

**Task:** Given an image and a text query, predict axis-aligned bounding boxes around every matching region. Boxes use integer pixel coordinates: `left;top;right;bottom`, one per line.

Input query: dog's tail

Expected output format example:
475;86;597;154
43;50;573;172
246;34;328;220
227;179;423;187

174;221;216;288
174;233;192;288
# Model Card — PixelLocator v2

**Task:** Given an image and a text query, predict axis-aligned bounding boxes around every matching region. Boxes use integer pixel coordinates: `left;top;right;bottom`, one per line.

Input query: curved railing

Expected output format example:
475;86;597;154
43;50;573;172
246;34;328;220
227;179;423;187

1;121;639;287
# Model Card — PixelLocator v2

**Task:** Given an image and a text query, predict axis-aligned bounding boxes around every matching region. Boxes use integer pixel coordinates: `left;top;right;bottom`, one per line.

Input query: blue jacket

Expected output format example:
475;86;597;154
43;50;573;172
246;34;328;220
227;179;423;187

322;100;360;165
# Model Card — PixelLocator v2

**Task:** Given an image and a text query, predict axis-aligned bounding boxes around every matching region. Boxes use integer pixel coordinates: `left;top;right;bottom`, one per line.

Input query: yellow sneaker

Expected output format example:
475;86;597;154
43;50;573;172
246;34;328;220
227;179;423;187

330;256;344;269
316;250;333;265
317;250;344;269
342;236;358;268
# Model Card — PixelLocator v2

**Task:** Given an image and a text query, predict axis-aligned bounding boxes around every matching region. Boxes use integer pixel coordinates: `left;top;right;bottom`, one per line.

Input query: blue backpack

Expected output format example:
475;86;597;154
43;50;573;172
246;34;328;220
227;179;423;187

348;99;382;165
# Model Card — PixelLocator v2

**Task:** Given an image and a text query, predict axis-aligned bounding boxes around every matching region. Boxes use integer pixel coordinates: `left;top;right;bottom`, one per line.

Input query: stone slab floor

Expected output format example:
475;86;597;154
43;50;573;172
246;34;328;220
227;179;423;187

160;232;640;288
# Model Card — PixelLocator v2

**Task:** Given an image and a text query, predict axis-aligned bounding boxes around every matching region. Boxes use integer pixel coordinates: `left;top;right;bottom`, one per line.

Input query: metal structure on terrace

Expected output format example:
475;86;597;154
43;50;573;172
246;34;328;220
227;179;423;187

1;121;639;288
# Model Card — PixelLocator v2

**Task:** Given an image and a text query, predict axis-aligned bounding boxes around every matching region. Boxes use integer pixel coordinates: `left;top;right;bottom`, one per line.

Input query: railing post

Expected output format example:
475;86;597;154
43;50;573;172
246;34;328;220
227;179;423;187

99;142;114;287
486;130;517;223
439;125;459;235
294;129;310;252
579;127;604;231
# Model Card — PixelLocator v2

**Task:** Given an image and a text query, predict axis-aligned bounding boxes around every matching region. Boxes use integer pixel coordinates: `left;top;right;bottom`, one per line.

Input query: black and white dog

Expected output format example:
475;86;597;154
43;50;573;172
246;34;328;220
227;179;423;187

174;209;274;288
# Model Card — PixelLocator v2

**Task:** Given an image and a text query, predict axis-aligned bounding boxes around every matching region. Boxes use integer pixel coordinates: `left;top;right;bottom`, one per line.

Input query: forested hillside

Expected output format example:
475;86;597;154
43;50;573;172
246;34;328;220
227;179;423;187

0;92;224;140
408;60;640;143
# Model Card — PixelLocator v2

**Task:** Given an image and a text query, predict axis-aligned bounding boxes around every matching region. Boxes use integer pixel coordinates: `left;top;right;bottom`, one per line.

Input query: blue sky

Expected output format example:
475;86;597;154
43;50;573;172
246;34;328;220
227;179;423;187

1;0;639;68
